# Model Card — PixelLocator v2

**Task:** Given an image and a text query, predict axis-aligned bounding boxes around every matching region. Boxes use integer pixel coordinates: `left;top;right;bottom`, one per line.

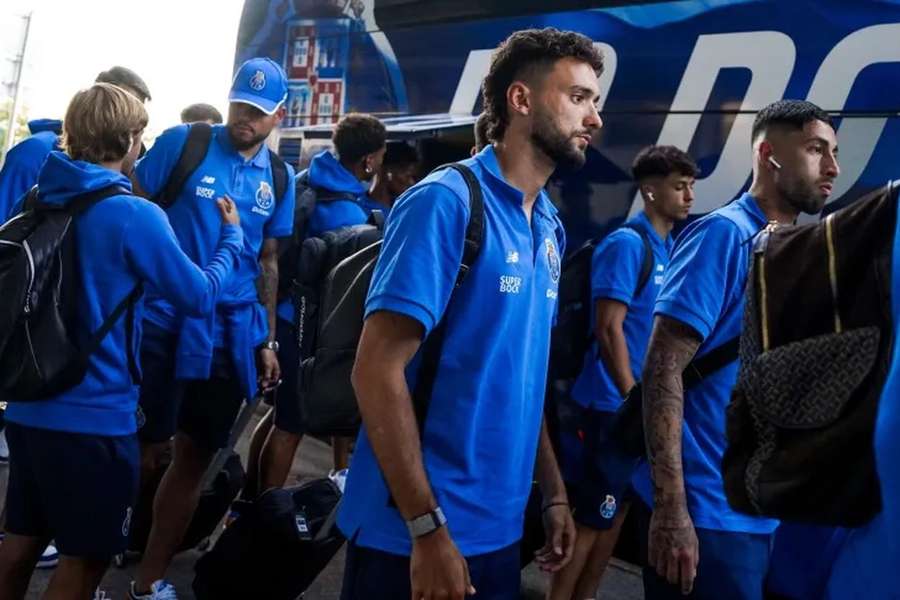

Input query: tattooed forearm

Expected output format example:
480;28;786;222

641;316;702;510
257;238;279;341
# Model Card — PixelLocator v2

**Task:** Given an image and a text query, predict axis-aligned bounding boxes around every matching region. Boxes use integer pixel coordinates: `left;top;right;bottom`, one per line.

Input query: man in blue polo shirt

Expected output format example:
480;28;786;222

244;113;386;500
0;66;151;221
338;28;604;600
638;100;839;598
549;145;696;600
128;57;295;600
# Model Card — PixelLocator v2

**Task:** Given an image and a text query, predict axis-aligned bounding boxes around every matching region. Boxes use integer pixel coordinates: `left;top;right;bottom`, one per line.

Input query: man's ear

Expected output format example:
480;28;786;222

507;81;532;118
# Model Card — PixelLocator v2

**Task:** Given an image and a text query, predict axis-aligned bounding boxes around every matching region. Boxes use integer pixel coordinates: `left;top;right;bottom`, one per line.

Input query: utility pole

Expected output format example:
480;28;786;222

2;11;33;163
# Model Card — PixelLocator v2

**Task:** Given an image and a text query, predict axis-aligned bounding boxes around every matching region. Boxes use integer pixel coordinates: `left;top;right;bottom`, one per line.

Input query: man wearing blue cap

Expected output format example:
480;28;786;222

128;57;295;600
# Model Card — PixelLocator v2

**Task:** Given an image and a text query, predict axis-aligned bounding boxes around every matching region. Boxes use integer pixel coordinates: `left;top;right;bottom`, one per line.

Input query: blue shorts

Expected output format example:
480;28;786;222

340;539;521;600
557;397;640;530
637;504;772;600
4;422;139;558
137;321;244;451
262;317;304;435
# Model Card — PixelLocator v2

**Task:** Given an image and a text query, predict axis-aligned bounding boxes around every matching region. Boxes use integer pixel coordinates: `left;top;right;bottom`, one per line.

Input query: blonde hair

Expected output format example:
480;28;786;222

61;82;148;163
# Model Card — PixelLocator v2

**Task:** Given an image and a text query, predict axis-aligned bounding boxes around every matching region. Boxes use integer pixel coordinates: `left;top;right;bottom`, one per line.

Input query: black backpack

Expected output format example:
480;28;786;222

549;224;654;381
298;163;484;437
0;186;142;401
193;478;344;600
276;170;360;304
151;122;288;209
723;181;897;527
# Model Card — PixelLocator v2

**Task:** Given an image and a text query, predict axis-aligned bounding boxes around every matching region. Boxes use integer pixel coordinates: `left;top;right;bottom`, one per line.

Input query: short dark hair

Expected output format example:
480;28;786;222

181;103;223;124
752;100;833;143
473;112;490;152
383;141;418;168
95;66;152;103
482;28;604;142
332;113;386;165
632;145;698;182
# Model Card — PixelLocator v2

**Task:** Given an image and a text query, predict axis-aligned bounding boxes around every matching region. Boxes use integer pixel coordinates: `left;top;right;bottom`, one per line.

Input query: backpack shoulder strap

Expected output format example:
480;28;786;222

152;122;213;209
683;336;741;388
21;186;40;212
268;149;288;205
622;223;654;296
434;163;484;284
410;162;484;429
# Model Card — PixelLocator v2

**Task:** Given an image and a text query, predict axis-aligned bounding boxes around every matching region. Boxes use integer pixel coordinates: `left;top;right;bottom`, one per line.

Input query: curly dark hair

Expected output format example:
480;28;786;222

752;100;833;143
482;28;603;142
632;145;699;182
332;113;386;165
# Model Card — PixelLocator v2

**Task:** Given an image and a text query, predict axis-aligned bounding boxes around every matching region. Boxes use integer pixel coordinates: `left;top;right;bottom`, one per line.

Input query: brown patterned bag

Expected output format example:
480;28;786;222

723;181;898;527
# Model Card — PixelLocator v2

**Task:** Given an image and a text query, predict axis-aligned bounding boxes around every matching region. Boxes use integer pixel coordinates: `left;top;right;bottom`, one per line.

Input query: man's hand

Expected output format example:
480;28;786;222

410;527;476;600
257;347;281;393
648;504;699;595
534;503;576;572
216;195;240;226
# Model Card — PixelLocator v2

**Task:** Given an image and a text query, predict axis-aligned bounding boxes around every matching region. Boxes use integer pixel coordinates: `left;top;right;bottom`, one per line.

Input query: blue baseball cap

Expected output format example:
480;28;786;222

229;57;288;115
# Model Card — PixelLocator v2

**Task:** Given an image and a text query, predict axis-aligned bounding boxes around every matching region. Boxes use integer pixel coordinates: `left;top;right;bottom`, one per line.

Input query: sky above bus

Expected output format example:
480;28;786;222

0;0;245;142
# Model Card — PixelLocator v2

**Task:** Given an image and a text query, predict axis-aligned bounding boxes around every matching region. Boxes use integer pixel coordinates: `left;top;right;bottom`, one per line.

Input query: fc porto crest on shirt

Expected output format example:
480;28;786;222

255;180;274;212
600;494;617;519
545;237;560;283
249;69;267;91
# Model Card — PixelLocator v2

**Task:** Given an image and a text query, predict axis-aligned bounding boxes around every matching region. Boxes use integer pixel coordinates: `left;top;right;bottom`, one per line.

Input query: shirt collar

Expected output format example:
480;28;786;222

473;145;559;221
215;124;270;169
632;211;670;247
735;192;769;229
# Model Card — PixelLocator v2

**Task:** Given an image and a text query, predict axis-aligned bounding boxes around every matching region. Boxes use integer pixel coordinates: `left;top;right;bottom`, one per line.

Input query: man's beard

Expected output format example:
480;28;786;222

228;125;269;151
779;176;827;215
530;108;588;170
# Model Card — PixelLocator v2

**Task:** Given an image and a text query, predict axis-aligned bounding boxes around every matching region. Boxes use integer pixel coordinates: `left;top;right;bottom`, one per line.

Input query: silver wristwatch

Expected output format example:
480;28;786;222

262;340;279;352
406;506;447;538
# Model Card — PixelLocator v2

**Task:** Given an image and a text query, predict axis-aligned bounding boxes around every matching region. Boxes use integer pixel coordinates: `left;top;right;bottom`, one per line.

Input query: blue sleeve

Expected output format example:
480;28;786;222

365;180;468;337
654;217;743;341
592;230;643;306
0;136;52;220
123;201;243;316
265;161;296;238
134;125;190;198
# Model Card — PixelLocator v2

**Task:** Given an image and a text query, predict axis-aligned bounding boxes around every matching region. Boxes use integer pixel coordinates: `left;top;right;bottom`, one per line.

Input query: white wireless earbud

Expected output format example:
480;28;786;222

647;192;655;202
768;156;782;170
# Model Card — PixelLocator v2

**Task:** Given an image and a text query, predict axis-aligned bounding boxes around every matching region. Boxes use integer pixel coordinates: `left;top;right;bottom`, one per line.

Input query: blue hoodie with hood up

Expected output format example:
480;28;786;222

276;150;373;322
0;119;63;221
4;151;243;437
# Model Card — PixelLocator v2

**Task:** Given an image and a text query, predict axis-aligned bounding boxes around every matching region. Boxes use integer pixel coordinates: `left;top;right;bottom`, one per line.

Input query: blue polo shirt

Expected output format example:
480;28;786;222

337;146;566;557
570;212;673;412
826;198;900;598
632;193;778;534
135;124;295;348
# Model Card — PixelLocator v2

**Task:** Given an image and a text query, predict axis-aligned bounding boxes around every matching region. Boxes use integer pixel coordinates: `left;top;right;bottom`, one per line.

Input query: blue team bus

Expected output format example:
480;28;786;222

233;0;900;590
235;0;900;248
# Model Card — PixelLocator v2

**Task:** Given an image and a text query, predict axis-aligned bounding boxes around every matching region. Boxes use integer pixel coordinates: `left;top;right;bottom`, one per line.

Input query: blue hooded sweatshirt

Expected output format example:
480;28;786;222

305;150;371;237
276;150;373;322
4;152;243;437
0;119;62;220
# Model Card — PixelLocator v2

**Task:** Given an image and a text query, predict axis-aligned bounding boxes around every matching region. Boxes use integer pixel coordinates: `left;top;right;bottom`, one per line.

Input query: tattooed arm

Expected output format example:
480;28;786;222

642;315;703;594
257;238;280;391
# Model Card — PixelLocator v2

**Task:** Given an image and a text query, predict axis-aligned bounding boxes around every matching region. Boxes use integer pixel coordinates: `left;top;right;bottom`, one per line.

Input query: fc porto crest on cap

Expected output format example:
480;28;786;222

256;181;274;210
545;238;560;283
249;69;267;91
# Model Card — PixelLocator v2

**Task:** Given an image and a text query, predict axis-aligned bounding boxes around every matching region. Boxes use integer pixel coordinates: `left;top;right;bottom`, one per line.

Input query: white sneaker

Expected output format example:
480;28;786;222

35;541;59;569
0;428;8;464
129;580;179;600
328;468;348;493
